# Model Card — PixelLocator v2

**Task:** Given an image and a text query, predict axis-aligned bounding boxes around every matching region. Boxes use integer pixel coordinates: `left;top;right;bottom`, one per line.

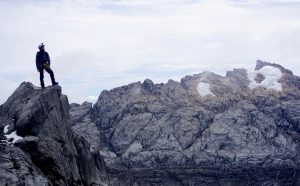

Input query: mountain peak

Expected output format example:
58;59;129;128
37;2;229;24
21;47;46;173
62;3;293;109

255;59;293;75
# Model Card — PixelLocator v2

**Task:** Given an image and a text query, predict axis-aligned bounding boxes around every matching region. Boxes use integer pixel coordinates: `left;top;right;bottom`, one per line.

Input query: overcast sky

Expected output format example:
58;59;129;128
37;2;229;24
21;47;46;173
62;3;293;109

0;0;300;104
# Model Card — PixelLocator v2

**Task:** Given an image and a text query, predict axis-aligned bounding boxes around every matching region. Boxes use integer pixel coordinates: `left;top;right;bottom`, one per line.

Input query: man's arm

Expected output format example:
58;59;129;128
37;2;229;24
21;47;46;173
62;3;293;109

36;53;39;71
46;52;51;65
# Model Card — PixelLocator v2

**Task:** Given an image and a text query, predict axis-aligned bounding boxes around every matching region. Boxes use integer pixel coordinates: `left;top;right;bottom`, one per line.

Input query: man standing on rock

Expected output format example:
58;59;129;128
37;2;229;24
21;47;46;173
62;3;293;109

36;43;58;89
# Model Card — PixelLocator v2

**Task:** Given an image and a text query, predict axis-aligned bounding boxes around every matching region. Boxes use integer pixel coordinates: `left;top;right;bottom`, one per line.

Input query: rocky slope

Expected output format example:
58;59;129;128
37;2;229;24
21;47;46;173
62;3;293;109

71;60;300;185
0;83;107;186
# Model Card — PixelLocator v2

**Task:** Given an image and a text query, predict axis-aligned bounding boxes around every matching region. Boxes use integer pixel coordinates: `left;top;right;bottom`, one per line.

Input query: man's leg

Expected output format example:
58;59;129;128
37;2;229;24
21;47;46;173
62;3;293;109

39;69;45;89
45;68;57;85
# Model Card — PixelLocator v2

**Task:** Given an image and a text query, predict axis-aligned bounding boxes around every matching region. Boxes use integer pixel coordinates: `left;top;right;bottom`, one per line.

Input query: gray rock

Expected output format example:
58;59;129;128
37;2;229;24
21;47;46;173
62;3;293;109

70;101;93;125
70;101;106;152
87;61;300;185
0;82;108;186
0;142;50;186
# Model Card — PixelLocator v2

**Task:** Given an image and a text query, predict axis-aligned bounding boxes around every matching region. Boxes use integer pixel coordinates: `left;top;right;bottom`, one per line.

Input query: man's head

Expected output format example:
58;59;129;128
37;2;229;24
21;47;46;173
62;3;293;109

38;43;45;51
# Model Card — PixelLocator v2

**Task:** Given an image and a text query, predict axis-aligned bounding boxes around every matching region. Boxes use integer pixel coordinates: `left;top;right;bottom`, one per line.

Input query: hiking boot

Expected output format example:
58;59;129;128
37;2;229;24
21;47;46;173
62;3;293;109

52;82;58;86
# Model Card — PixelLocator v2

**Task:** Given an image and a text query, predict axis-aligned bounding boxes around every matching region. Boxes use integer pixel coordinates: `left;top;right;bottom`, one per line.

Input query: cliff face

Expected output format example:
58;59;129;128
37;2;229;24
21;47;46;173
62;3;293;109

0;83;107;186
71;60;300;185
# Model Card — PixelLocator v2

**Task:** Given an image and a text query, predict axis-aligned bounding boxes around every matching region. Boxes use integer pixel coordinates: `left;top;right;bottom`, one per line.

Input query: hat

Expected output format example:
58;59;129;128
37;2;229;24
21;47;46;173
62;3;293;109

38;43;45;50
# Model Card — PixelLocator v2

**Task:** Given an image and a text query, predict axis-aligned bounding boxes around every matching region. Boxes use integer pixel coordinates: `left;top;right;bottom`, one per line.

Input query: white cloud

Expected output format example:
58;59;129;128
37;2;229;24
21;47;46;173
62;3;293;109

0;78;20;103
0;0;300;104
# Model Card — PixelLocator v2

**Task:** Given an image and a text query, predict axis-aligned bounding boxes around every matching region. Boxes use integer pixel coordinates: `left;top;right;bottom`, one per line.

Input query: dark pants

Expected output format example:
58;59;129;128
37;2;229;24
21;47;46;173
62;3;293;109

39;68;56;88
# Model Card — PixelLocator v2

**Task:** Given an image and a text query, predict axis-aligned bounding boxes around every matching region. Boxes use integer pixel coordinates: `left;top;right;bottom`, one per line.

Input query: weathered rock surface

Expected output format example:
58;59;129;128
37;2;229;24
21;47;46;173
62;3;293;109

0;83;107;186
70;102;106;152
71;60;300;185
0;136;50;186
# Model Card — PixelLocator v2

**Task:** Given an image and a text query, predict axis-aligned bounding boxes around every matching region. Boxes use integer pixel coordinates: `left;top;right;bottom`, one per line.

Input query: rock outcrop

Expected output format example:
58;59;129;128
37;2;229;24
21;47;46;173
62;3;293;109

0;83;107;186
71;60;300;185
0;134;50;185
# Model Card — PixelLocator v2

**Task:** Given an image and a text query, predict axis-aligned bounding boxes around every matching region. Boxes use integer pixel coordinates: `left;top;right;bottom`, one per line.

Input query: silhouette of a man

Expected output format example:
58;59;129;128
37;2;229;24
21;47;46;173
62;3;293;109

36;43;58;89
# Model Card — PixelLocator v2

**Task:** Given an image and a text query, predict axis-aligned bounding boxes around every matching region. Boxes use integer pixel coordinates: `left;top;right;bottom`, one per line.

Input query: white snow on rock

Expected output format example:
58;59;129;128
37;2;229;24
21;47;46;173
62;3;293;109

247;66;282;91
3;125;9;134
5;131;23;144
197;82;215;96
3;125;23;144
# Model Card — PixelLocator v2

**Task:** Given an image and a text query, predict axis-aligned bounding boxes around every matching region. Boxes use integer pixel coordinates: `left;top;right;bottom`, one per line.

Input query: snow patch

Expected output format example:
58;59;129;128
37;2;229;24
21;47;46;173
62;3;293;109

197;82;215;96
247;66;282;91
5;131;23;144
3;125;9;134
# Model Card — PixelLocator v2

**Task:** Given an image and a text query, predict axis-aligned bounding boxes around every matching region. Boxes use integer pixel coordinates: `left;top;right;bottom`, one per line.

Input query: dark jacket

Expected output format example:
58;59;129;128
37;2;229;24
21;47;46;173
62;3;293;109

36;51;50;70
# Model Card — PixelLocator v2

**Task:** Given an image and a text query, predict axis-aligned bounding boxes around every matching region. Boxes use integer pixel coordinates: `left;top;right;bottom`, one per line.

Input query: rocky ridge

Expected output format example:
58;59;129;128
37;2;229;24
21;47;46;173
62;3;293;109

70;60;300;185
0;83;107;185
